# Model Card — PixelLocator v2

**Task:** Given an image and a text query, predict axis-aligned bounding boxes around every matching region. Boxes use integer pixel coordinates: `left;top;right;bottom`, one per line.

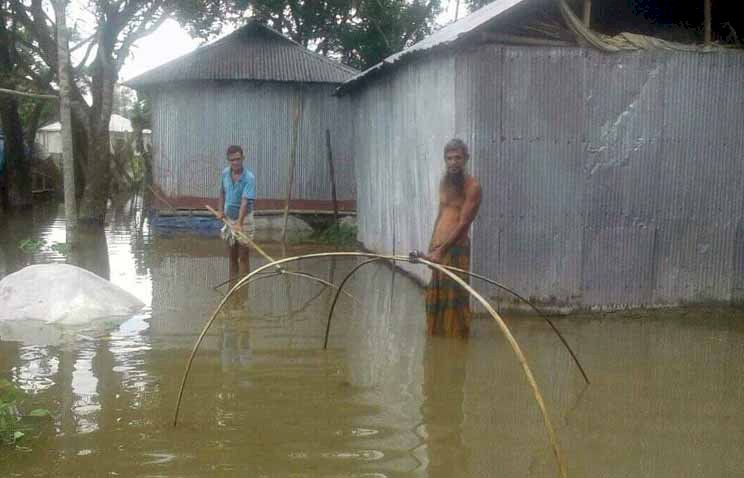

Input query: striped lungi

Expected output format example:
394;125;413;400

425;241;471;338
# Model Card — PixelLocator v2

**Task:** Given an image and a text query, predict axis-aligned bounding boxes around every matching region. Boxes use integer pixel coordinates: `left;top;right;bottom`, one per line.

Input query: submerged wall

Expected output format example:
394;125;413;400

150;81;355;210
350;44;744;308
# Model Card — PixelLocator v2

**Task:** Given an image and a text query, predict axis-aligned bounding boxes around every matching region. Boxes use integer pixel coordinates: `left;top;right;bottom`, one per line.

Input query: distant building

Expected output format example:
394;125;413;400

124;21;358;212
36;114;150;157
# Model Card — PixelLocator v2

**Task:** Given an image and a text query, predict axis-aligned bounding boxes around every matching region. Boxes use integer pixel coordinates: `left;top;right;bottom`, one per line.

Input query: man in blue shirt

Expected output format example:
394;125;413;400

217;145;256;280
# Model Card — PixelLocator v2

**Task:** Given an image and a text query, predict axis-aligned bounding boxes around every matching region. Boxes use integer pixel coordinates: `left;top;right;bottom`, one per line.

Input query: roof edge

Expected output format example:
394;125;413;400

124;20;358;89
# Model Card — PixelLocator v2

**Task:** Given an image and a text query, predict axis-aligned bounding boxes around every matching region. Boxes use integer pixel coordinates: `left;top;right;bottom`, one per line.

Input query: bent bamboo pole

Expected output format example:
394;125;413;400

323;258;390;348
283;270;359;305
415;257;567;478
443;265;589;385
322;260;589;384
174;252;567;477
173;252;394;427
205;205;356;303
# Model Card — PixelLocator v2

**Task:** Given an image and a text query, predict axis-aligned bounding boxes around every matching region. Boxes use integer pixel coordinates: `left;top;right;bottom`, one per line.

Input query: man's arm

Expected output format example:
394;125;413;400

428;180;482;263
237;197;253;227
238;172;256;228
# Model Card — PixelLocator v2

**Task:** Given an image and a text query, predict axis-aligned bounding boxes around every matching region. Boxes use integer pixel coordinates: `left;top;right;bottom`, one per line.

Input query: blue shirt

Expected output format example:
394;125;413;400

221;166;256;220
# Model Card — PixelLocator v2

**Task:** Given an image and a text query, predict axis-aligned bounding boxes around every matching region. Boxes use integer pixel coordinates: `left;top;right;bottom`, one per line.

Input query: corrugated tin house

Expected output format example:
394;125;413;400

338;0;744;309
125;21;358;212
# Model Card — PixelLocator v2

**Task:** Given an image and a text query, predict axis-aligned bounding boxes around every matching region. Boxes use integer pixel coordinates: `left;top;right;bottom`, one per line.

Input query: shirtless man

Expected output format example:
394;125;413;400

424;138;482;338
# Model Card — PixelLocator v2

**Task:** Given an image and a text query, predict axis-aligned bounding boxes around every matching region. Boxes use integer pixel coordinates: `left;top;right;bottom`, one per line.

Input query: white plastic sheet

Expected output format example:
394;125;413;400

0;264;144;325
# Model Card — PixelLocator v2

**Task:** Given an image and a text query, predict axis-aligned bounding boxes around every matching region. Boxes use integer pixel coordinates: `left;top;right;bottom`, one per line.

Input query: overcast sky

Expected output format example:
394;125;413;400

118;0;463;82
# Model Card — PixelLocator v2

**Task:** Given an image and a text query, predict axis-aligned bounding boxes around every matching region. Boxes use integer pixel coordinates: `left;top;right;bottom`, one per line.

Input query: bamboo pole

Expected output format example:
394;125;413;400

148;184;178;212
206;204;277;268
323;258;388;348
322;259;589;385
325;129;339;226
415;256;568;478
0;88;57;100
282;91;304;243
444;265;590;385
704;0;712;45
582;0;592;28
53;0;77;241
205;205;357;303
173;252;568;478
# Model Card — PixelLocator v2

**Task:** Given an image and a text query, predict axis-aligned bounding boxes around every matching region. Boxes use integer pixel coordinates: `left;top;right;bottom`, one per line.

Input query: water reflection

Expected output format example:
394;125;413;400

0;201;59;275
420;338;469;478
2;202;744;477
68;224;110;280
220;319;254;372
70;346;100;434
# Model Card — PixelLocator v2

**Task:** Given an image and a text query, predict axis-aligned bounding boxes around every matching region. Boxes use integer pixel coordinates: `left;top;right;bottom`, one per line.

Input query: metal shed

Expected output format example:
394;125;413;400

338;0;744;309
125;21;359;213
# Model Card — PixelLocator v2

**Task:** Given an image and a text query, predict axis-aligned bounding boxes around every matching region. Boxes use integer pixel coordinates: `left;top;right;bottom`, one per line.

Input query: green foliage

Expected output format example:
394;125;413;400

18;239;71;256
310;222;358;247
0;379;50;448
18;239;45;254
186;0;441;70
51;242;72;255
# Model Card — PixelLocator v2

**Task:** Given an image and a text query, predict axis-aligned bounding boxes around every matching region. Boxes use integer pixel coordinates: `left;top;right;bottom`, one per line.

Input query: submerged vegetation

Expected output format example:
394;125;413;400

0;379;51;448
17;238;71;256
304;222;358;248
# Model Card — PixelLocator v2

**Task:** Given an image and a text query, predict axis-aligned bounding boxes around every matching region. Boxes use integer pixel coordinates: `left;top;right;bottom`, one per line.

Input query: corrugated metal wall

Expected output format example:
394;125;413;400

151;81;355;203
351;45;744;308
351;54;458;278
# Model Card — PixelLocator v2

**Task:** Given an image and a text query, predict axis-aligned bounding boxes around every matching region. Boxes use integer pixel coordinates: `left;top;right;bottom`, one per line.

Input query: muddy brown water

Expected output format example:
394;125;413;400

2;201;744;477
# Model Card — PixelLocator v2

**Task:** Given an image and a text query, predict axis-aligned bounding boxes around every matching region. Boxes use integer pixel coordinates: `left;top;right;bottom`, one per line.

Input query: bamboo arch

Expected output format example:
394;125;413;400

322;259;589;385
174;252;570;477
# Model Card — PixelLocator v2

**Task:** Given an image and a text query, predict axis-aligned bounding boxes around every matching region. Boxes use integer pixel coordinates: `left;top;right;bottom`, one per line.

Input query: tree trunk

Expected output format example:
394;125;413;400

72;113;88;202
53;0;77;235
77;47;116;224
0;96;32;208
78;128;112;224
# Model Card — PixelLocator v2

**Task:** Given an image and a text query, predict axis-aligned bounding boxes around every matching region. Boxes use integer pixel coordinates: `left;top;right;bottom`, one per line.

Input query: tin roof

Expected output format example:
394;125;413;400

337;0;528;94
337;0;734;95
125;21;359;88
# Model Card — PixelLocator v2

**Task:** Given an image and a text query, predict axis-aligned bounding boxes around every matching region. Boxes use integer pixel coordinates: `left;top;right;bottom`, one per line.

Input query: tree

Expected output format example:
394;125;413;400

0;2;35;208
187;0;441;70
12;0;196;223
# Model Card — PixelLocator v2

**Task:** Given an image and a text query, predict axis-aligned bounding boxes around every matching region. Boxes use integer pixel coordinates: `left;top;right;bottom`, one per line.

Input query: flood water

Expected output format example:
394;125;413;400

2;200;744;477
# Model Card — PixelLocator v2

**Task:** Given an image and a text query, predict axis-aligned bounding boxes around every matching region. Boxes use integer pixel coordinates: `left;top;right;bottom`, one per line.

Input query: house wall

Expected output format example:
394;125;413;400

150;81;355;210
350;44;744;308
37;130;62;155
36;130;133;157
349;54;459;278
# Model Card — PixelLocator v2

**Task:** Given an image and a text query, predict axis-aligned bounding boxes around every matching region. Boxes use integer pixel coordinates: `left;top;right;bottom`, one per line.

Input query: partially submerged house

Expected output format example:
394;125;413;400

125;21;358;213
337;0;744;309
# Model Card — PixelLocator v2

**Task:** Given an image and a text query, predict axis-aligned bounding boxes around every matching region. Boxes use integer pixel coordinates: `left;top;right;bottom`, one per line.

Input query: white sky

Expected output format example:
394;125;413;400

118;0;466;83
